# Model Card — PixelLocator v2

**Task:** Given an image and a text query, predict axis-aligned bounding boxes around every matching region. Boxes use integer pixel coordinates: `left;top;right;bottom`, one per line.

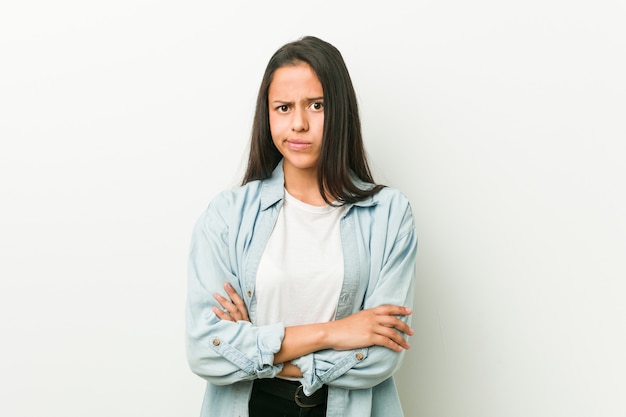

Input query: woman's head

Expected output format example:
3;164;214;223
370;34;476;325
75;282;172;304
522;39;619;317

243;36;382;203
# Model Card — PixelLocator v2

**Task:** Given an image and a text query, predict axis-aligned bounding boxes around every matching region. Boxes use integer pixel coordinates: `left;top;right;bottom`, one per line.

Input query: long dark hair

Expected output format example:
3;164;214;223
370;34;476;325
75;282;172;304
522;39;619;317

242;36;384;204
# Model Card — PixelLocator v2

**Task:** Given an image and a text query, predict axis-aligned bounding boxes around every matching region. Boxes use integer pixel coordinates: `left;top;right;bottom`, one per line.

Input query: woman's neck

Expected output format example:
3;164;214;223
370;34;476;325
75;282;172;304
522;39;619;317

283;166;327;206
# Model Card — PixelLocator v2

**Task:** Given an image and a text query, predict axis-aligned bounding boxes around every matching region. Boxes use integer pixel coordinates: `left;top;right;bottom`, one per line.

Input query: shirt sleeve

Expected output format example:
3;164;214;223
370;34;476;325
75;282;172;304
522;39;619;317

292;198;418;395
186;198;285;385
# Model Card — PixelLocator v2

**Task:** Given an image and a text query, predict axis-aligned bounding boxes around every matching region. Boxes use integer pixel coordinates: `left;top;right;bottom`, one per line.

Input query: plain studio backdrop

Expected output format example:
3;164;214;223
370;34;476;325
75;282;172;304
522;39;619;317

1;1;625;416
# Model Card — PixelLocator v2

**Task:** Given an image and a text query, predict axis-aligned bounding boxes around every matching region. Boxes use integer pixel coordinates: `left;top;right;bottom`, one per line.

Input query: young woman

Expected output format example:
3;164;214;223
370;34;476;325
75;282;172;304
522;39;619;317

186;36;418;417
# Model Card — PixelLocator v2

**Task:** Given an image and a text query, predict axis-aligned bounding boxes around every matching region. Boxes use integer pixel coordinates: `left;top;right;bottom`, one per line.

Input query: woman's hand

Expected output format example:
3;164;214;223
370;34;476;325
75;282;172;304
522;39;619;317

212;283;250;322
325;305;413;352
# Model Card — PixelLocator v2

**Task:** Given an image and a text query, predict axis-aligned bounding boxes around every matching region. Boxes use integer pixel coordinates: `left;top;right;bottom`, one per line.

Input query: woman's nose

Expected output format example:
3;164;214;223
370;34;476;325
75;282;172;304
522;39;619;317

291;107;308;132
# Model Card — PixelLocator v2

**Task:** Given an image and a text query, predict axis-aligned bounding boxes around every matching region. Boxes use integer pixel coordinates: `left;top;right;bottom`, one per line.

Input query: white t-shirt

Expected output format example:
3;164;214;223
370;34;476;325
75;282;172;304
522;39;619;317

255;189;345;327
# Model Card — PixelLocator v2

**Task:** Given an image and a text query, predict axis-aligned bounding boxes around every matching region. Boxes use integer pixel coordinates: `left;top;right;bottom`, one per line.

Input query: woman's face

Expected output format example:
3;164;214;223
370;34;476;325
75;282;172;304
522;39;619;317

268;62;325;177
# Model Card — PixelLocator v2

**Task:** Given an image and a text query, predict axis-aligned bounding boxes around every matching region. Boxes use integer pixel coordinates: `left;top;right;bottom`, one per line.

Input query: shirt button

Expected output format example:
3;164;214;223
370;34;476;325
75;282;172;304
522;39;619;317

212;338;221;346
246;290;251;297
355;352;364;361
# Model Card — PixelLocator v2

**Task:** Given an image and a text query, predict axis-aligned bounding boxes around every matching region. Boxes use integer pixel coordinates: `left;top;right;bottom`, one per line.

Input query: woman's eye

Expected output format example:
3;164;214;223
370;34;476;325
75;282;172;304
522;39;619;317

311;102;324;110
276;105;290;112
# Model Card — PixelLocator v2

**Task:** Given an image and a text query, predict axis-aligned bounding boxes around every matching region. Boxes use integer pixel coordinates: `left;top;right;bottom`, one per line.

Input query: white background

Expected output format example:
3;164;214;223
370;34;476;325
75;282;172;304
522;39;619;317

1;1;625;416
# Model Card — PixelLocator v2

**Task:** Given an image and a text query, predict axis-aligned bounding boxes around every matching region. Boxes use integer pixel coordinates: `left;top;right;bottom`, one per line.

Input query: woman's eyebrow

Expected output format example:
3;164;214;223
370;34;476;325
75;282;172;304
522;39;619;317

270;96;324;105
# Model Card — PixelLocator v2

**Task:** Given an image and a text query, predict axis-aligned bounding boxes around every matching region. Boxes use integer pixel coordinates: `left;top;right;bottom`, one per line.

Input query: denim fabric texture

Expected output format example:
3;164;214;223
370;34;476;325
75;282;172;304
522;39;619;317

186;160;417;417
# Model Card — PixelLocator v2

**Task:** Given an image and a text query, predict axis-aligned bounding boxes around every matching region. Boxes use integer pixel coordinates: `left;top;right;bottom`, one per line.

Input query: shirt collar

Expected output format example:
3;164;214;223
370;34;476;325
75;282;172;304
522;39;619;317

259;159;379;210
259;160;286;211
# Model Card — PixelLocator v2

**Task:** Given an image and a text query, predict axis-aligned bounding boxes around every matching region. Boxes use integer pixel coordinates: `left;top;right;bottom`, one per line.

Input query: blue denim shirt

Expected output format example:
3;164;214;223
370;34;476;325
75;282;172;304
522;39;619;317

186;160;417;417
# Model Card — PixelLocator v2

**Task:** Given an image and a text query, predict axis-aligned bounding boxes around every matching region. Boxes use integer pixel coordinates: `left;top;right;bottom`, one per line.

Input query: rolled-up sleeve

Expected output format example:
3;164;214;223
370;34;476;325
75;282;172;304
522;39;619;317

186;199;285;385
292;197;418;395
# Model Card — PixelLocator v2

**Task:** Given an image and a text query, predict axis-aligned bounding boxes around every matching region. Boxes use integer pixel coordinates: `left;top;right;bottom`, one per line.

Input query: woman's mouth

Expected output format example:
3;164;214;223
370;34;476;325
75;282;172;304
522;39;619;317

286;139;311;151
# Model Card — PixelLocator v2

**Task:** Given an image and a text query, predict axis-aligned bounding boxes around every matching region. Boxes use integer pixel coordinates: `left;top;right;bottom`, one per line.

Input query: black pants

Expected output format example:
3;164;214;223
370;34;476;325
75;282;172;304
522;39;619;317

248;378;327;417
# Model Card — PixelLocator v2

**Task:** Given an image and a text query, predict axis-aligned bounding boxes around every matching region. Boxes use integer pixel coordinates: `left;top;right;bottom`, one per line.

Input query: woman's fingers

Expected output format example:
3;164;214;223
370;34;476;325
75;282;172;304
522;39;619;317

371;305;414;336
224;283;250;321
372;305;412;318
374;322;411;350
327;306;413;352
212;283;251;322
377;314;414;337
212;304;234;321
212;292;236;322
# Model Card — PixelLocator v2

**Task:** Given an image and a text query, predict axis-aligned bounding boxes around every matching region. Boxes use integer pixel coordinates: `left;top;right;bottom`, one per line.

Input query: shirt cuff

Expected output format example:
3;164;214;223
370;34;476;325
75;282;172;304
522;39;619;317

256;323;285;378
292;348;368;396
208;321;285;379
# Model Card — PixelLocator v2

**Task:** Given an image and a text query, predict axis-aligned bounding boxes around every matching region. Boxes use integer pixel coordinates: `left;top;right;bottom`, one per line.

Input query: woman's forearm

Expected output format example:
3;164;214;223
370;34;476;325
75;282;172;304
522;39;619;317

274;305;412;364
274;323;330;364
213;283;413;365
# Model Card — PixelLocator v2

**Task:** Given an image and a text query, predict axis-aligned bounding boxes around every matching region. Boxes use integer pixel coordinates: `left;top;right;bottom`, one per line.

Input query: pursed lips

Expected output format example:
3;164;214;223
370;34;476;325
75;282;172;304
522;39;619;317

285;139;311;151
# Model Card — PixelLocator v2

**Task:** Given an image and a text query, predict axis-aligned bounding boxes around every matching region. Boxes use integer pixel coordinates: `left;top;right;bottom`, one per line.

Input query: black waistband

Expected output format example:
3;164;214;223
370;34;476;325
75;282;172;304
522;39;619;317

252;378;328;408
